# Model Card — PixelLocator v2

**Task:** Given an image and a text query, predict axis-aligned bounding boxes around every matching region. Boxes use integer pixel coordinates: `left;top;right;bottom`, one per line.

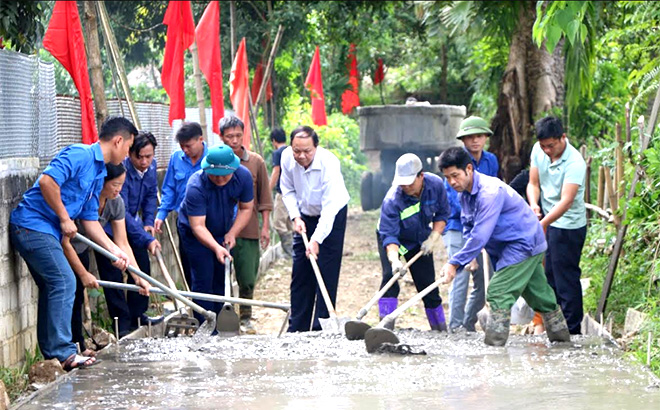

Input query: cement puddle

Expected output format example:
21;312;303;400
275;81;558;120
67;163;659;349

16;330;660;409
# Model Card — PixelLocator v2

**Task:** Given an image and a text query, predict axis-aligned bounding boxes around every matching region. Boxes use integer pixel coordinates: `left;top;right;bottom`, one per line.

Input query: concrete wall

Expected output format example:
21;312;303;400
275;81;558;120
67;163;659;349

0;158;40;368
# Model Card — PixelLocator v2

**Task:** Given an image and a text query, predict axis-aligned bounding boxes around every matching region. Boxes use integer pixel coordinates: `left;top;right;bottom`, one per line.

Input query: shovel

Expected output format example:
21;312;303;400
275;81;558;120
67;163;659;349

302;232;347;332
344;250;424;340
216;256;240;336
75;233;217;338
476;249;491;330
364;269;450;353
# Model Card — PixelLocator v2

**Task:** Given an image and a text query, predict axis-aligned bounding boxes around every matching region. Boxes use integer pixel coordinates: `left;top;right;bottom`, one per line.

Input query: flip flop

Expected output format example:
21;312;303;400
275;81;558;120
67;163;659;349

62;354;101;371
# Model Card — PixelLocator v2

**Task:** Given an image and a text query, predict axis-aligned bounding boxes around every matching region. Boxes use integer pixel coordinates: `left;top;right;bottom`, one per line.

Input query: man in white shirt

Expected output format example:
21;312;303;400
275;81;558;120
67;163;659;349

280;125;350;332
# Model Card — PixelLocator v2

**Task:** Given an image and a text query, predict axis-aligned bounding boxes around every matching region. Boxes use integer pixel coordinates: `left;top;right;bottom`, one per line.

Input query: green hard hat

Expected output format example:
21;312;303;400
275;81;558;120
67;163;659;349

456;116;493;139
202;144;240;176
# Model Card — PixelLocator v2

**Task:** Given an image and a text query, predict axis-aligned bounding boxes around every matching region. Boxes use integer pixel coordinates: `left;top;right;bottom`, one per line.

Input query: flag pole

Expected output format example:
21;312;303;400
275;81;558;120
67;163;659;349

190;41;209;142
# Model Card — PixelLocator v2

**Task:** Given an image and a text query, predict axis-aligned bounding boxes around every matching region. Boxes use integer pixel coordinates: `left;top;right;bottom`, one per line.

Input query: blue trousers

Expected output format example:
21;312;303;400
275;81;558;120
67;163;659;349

546;225;587;334
179;226;227;324
9;224;77;362
445;230;491;331
288;206;347;332
376;231;442;309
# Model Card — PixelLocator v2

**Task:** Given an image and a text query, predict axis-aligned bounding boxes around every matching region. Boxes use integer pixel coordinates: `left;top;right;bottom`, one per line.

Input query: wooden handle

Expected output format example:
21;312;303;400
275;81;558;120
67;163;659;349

302;232;337;318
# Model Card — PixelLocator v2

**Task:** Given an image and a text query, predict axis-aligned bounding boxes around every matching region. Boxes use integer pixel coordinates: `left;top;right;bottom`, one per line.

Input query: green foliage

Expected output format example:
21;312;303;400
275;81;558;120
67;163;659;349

0;0;45;52
0;346;43;403
280;95;366;204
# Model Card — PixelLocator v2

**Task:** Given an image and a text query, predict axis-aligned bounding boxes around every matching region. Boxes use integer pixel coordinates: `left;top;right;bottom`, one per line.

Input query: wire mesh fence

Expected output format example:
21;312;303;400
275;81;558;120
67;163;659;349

0;49;187;171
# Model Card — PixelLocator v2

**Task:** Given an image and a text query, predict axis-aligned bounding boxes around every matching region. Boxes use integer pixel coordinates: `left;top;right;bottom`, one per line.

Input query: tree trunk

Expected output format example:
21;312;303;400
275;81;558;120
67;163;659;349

82;1;108;130
440;43;448;103
489;1;564;182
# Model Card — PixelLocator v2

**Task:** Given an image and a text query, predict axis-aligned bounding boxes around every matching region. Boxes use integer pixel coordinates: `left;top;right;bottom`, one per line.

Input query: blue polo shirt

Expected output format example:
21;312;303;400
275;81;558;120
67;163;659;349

10;143;106;241
156;142;208;221
178;166;254;242
449;172;546;271
120;158;159;248
378;172;450;255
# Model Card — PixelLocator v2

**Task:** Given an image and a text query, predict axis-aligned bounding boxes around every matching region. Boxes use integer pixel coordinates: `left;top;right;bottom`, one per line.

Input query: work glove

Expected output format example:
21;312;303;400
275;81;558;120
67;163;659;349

387;249;405;275
421;230;442;255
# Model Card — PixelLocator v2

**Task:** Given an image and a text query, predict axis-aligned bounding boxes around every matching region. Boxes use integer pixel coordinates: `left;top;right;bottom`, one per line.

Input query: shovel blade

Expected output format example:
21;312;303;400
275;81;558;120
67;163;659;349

216;303;240;335
319;316;349;333
365;327;400;353
344;320;372;340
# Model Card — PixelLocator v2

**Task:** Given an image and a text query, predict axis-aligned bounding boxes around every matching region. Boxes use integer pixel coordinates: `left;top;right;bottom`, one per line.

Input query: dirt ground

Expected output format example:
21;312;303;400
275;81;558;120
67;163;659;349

252;207;451;335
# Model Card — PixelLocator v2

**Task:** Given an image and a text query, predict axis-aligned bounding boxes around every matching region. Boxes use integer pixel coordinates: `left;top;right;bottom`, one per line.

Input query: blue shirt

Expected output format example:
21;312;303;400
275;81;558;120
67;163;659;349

120;158;159;248
178;167;254;243
449;172;546;271
445;149;500;234
467;148;499;178
10;143;106;241
272;145;287;193
156;142;208;221
444;180;462;232
378;173;450;254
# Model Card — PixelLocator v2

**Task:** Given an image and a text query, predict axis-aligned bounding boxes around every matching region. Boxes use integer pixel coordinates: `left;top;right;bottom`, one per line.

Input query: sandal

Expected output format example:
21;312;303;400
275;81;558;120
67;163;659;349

61;354;101;371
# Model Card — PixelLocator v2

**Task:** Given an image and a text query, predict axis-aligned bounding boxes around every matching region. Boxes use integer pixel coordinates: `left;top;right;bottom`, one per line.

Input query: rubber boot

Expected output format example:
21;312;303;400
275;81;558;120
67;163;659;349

541;307;571;343
425;305;448;332
484;308;511;347
239;303;256;335
378;297;398;330
279;232;293;259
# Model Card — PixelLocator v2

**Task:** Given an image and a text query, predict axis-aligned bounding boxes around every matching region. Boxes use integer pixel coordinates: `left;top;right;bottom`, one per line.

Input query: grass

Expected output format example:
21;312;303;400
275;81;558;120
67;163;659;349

0;346;43;403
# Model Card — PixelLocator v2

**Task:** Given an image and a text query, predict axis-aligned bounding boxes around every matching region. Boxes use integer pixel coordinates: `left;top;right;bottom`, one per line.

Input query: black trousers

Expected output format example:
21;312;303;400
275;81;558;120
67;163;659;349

176;217;192;289
71;250;90;351
545;225;587;334
95;236;150;333
376;231;442;309
288;206;347;332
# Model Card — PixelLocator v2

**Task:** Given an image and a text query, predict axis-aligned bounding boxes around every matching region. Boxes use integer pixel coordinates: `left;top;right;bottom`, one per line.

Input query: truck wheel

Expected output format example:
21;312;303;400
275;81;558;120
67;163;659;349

371;172;387;210
361;172;374;211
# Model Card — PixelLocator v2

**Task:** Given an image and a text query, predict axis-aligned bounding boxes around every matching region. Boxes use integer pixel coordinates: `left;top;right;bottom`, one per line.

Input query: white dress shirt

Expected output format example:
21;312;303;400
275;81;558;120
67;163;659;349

280;146;350;244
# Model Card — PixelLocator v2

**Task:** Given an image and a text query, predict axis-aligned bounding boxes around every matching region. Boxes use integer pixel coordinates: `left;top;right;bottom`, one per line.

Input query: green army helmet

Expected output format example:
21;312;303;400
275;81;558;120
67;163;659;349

202;143;240;176
456;116;493;139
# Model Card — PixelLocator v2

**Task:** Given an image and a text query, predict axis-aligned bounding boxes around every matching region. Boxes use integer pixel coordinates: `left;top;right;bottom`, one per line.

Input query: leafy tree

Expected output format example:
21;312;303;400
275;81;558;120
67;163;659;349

0;1;45;52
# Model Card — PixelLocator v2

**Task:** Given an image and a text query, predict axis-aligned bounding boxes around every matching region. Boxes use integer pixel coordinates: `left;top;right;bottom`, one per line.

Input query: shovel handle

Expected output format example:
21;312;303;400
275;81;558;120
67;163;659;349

378;267;446;329
302;232;337;319
224;256;232;300
97;280;290;311
356;250;424;320
76;233;214;321
155;249;180;310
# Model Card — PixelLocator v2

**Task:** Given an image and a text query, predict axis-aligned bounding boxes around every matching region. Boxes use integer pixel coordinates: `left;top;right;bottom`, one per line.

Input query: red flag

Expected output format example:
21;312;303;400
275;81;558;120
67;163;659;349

305;46;327;126
195;1;224;135
230;38;252;148
341;43;360;114
251;61;274;104
43;1;97;144
161;1;195;125
373;58;385;85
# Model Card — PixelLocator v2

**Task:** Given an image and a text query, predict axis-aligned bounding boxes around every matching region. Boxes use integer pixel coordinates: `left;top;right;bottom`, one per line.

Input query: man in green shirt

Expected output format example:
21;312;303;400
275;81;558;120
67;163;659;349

527;116;587;335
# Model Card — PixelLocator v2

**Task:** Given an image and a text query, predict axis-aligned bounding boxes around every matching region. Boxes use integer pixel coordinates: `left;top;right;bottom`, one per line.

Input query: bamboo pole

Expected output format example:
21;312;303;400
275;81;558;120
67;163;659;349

230;1;236;60
96;3;125;117
597;166;605;210
97;1;140;129
254;25;284;114
83;1;108;129
603;167;619;226
190;42;208;142
616;123;624;201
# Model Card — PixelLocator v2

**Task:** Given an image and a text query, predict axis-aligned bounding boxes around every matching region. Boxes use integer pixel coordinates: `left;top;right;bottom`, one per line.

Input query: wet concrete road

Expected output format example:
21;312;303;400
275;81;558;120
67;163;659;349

16;331;660;409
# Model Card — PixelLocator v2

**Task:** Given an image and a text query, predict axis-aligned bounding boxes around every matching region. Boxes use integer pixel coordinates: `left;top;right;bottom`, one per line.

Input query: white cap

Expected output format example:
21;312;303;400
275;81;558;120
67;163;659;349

392;153;423;186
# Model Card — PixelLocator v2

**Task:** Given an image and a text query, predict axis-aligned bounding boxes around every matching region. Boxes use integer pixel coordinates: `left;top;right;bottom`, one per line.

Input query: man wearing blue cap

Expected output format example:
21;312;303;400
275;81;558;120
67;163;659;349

177;144;254;323
376;153;450;331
